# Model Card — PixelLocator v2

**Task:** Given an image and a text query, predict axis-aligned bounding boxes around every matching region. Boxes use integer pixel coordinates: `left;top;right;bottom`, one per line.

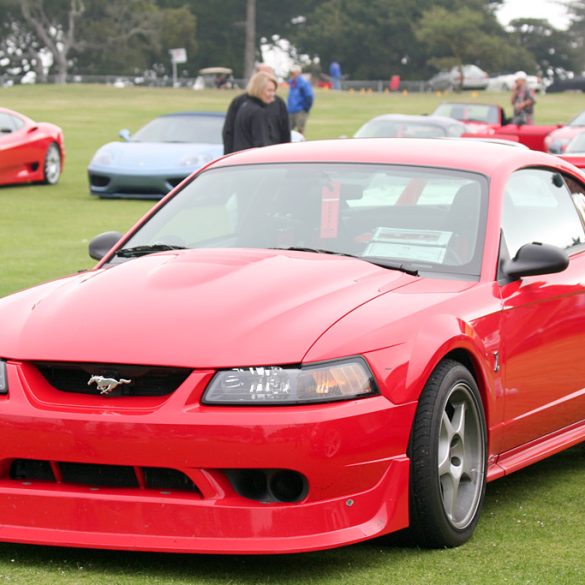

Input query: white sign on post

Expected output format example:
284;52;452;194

169;48;187;87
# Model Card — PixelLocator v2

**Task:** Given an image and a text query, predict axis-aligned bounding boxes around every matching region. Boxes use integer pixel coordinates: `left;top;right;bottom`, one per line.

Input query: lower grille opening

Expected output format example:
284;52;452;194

89;174;110;188
9;459;201;495
144;467;200;492
60;462;139;488
11;459;55;482
225;469;308;503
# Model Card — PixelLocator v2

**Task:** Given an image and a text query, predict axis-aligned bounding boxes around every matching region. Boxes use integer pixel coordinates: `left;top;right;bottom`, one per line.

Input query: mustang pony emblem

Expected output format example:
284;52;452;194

88;375;131;395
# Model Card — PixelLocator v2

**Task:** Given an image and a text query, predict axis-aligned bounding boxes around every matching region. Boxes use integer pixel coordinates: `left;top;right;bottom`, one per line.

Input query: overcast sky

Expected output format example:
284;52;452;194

496;0;571;29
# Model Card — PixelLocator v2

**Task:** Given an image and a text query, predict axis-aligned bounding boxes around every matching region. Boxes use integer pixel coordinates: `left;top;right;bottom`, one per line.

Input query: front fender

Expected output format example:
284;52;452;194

362;313;497;406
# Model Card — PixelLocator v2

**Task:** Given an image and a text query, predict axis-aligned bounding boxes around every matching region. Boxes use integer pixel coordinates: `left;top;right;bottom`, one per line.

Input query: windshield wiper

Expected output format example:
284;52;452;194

270;247;418;276
114;244;187;258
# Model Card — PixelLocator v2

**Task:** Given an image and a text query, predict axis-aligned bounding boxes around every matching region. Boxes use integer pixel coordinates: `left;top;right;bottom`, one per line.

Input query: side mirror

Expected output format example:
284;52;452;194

119;128;131;141
502;242;569;280
89;231;122;261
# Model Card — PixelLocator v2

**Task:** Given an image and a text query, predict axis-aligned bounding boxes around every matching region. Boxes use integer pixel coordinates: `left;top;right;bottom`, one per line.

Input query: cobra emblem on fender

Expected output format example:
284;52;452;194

88;375;131;396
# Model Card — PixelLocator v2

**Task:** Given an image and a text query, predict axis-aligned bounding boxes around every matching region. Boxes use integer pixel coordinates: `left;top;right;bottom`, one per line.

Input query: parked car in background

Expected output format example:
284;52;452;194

354;114;466;139
194;67;235;90
433;102;560;151
87;112;225;199
2;139;585;554
544;111;585;154
428;65;489;91
432;103;506;130
558;131;585;170
0;107;64;186
488;73;545;93
547;76;585;93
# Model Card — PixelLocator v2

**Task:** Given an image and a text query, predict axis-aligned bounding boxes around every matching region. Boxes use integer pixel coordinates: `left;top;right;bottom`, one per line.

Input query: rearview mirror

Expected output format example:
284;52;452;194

89;231;123;260
502;242;569;280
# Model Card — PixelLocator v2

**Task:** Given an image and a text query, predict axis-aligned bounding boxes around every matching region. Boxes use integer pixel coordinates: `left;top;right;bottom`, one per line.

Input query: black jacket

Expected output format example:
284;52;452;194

223;94;291;154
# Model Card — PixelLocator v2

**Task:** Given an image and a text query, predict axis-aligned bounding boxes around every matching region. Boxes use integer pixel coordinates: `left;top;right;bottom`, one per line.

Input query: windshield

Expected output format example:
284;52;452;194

118;163;488;279
433;104;499;125
566;132;585;153
570;112;585;126
355;120;463;139
132;115;224;144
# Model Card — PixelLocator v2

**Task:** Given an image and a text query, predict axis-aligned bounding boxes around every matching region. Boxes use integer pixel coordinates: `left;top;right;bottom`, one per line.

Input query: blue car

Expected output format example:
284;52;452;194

88;112;225;199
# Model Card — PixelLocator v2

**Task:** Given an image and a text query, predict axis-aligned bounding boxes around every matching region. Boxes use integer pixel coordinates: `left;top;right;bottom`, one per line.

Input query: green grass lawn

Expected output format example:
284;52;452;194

0;84;584;584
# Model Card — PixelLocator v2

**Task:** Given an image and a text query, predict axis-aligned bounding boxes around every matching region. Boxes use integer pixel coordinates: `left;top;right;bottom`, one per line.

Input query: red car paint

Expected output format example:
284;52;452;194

433;102;560;151
0;107;65;185
0;138;584;553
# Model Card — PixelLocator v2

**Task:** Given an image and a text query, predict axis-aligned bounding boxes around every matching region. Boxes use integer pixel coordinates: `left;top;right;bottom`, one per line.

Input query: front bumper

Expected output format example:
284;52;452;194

87;166;188;199
0;361;415;554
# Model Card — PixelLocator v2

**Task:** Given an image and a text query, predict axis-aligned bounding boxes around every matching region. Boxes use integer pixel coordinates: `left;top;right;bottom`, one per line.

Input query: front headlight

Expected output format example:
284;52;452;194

202;358;378;405
0;360;7;395
91;150;114;166
179;152;214;167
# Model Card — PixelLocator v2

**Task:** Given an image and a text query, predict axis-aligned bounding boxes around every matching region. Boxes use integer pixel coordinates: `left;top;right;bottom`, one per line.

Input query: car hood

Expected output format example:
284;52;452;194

0;249;421;368
89;141;223;171
547;126;583;142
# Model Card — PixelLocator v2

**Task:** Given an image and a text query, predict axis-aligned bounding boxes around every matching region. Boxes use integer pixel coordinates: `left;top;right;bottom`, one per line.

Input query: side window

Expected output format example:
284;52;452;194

564;175;585;226
0;113;16;133
11;115;25;131
502;169;585;258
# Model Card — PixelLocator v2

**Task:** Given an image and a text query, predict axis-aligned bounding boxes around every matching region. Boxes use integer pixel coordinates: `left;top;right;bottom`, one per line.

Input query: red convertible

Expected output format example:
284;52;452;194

0;107;65;186
0;138;584;553
433;102;560;151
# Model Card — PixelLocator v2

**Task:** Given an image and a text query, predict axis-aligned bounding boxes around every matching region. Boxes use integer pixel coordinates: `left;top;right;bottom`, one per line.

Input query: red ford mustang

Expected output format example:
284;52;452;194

0;107;65;186
0;139;584;554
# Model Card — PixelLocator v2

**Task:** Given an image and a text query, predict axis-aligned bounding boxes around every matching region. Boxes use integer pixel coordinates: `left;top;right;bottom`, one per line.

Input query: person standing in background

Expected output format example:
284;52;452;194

329;60;342;90
511;71;536;125
287;65;314;136
223;64;290;154
231;71;278;152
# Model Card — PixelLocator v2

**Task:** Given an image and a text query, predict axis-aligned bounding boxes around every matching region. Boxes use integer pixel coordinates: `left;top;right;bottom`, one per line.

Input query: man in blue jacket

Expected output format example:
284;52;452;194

287;65;314;136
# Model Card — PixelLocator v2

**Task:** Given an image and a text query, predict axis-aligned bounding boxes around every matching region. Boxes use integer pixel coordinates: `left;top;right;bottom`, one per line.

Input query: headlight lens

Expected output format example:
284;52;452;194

92;150;114;166
0;360;7;394
203;358;378;405
179;152;214;167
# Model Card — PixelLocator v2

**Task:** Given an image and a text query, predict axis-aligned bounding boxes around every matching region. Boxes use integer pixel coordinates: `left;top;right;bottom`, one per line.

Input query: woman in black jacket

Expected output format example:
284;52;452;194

232;72;278;152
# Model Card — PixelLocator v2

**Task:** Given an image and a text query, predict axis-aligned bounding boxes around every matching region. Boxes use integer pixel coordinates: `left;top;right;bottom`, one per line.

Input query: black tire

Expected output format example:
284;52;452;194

42;143;61;185
408;359;487;548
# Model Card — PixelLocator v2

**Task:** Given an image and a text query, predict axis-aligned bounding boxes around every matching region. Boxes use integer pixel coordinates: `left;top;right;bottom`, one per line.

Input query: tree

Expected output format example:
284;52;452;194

244;0;256;79
74;1;196;77
508;18;579;76
566;0;585;71
416;5;535;84
288;0;435;80
0;0;46;83
158;0;322;76
18;0;85;83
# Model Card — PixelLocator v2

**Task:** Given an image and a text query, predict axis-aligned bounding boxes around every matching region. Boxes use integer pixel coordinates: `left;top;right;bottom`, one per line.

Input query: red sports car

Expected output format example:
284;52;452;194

545;110;585;154
433;102;560;151
0;139;584;554
0;107;65;186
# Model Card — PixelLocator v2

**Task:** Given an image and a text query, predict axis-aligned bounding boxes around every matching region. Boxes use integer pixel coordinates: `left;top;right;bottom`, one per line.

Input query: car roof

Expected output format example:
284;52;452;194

213;137;566;177
363;114;463;128
435;102;500;109
158;112;225;119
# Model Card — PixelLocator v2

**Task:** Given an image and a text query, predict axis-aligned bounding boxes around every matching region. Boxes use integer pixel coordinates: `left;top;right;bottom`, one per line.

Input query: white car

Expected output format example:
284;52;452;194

428;65;489;91
488;73;545;93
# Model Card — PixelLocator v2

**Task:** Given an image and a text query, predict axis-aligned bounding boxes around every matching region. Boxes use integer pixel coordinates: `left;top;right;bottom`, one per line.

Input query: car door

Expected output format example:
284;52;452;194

0;112;27;180
498;168;585;453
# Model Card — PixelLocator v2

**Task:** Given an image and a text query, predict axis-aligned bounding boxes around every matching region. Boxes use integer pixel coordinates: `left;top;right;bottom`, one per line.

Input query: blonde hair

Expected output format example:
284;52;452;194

246;72;277;99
